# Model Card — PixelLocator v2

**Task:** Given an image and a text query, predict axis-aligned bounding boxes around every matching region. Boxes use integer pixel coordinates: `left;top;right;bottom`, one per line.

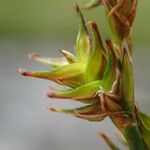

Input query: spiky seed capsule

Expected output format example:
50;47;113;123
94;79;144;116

19;6;122;122
18;3;150;149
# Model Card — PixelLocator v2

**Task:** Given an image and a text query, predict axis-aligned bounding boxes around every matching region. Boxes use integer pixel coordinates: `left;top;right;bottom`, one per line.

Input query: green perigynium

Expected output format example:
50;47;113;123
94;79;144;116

18;1;150;150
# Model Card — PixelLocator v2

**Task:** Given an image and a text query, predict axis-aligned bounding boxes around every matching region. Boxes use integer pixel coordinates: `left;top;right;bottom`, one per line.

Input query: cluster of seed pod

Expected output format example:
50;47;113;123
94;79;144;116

18;1;150;149
19;5;128;122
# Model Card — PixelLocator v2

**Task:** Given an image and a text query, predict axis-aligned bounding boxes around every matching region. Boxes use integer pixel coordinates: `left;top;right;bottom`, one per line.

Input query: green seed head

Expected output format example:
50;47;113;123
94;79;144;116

19;6;122;122
18;1;150;149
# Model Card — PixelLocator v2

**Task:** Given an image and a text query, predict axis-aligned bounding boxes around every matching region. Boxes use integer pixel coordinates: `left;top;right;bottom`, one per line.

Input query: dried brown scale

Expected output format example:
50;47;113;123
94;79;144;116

99;0;137;48
108;0;126;17
99;132;120;150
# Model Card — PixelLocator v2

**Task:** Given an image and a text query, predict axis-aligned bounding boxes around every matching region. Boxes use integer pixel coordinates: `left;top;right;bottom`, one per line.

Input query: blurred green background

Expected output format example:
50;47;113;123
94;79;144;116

0;1;149;150
0;0;149;45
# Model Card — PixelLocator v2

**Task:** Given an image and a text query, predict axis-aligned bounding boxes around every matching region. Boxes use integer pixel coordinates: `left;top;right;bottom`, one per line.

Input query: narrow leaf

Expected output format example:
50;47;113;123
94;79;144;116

102;52;116;92
86;21;106;82
75;5;91;63
47;80;102;100
28;53;67;67
139;112;150;149
140;124;150;150
100;132;120;150
50;102;106;122
51;102;98;114
18;63;85;84
120;49;134;112
140;112;150;128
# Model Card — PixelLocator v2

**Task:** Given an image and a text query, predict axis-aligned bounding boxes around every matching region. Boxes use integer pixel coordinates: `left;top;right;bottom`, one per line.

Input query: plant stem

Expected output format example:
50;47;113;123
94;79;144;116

124;124;144;150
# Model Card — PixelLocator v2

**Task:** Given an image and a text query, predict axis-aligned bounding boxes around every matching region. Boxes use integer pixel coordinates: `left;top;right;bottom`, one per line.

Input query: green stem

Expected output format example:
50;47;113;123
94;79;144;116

111;114;144;150
124;124;144;150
